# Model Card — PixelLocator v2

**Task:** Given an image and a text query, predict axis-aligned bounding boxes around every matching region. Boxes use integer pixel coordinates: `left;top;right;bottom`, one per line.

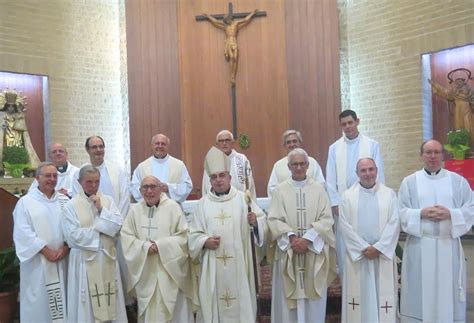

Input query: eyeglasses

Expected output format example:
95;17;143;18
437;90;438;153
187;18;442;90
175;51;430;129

140;184;158;191
39;173;58;179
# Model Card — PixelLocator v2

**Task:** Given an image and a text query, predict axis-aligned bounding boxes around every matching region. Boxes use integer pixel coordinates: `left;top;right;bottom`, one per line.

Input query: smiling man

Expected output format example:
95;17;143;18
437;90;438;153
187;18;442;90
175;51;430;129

130;133;192;203
121;176;196;322
398;140;474;323
13;162;69;322
338;158;399;323
268;148;336;323
202;129;256;198
63;165;127;322
267;129;325;196
326;109;385;275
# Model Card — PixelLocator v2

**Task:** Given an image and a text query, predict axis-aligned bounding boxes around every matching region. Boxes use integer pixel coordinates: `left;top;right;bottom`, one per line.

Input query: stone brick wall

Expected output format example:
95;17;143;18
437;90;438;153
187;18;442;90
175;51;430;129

0;0;129;172
338;0;474;189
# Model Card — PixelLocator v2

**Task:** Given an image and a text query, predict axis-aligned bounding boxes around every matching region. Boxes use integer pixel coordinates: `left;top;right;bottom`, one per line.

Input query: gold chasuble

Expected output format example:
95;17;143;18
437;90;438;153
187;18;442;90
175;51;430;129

268;178;337;309
120;195;197;322
188;187;266;323
71;192;117;321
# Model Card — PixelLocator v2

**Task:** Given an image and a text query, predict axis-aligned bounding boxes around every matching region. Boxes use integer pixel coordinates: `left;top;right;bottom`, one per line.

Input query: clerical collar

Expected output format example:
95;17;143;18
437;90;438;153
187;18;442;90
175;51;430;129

153;154;168;160
344;133;360;143
424;168;441;176
146;201;160;208
57;163;68;173
214;188;231;196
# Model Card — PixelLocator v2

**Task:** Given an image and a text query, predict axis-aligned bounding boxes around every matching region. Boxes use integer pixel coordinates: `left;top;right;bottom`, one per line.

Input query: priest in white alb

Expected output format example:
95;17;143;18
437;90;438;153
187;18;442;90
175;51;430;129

399;140;474;323
130;133;192;203
62;165;127;322
268;148;337;323
267;129;325;197
339;158;399;323
121;175;197;322
326;109;385;274
13;162;69;322
188;146;267;323
202;129;256;198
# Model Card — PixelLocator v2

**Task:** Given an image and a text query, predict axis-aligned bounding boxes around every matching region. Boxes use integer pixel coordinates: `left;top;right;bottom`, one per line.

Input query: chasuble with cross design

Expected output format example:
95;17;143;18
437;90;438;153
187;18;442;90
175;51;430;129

120;195;197;322
268;178;336;322
188;186;267;323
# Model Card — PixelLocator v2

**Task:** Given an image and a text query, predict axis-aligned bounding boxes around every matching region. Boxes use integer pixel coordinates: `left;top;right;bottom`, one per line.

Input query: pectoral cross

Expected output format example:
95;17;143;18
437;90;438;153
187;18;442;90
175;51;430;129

91;284;104;307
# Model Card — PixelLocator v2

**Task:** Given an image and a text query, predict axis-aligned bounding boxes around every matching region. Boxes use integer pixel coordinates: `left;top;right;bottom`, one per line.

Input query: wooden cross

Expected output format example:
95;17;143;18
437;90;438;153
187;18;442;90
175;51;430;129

91;284;103;307
381;301;392;313
196;3;267;138
215;209;231;225
104;282;115;306
216;249;234;266
220;290;237;307
348;298;360;310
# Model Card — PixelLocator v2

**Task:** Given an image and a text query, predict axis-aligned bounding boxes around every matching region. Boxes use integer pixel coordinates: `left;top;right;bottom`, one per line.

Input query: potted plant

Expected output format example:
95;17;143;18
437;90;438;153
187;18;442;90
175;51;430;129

444;129;471;160
2;146;31;178
0;246;20;322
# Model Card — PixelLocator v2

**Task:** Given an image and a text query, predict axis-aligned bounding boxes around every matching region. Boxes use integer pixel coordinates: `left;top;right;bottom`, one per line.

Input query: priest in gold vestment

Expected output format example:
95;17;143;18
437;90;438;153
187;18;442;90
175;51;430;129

121;176;197;322
188;147;267;323
268;148;336;323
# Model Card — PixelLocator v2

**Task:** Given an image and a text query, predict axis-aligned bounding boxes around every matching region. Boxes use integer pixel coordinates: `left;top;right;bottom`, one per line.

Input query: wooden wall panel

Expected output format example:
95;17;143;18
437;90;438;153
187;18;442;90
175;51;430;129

0;71;45;162
126;0;182;168
179;0;289;197
285;0;341;170
430;44;474;144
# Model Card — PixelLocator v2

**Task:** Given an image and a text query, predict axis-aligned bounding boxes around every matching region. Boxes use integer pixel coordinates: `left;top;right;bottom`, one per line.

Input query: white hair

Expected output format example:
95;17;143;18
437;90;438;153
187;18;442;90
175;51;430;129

287;148;309;164
216;130;234;142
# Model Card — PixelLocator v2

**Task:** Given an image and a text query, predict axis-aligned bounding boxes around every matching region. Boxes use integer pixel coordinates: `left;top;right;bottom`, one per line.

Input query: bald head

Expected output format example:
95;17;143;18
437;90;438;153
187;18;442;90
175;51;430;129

151;134;170;158
420;140;443;172
48;143;68;167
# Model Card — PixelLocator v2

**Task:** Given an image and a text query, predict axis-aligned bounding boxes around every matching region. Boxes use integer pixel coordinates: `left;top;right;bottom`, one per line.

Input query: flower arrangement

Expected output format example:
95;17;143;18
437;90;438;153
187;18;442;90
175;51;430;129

444;129;471;160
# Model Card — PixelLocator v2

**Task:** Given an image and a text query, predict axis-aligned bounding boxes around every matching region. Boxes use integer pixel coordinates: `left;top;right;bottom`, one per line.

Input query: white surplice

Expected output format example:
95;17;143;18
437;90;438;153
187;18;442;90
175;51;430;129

130;154;193;203
399;169;474;323
13;187;69;322
202;149;256;198
268;178;337;323
339;182;399;323
29;161;79;197
188;187;266;323
267;156;325;197
326;133;384;274
62;192;127;322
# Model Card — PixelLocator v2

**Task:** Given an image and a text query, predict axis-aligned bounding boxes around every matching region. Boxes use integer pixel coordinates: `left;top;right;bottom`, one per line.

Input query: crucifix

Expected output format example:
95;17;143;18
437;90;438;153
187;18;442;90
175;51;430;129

196;3;266;137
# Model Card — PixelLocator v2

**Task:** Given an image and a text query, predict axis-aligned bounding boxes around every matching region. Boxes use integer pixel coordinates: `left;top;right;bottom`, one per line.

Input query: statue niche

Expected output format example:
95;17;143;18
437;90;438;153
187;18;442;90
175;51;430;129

0;89;41;172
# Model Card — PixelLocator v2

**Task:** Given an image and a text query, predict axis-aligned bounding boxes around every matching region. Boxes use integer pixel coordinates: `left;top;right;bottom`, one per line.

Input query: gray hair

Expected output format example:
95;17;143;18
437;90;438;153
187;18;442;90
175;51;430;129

216;129;234;142
288;148;309;164
78;164;100;181
151;133;170;145
355;158;376;173
282;129;303;146
35;162;56;177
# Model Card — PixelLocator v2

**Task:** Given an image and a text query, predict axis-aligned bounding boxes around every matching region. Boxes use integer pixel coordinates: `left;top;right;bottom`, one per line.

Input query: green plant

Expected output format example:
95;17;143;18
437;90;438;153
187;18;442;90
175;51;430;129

444;129;471;160
239;133;250;150
0;247;20;292
2;146;29;165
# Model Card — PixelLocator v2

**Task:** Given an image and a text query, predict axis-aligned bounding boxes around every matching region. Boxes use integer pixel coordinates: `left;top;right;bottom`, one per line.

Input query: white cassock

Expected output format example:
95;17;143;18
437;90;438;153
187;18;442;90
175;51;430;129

267;156;325;197
188;187;267;323
268;178;337;323
202;149;256;198
29;161;79;197
62;191;127;322
120;196;197;322
399;168;474;323
326;133;384;273
130;154;193;203
339;182;399;323
13;188;69;322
